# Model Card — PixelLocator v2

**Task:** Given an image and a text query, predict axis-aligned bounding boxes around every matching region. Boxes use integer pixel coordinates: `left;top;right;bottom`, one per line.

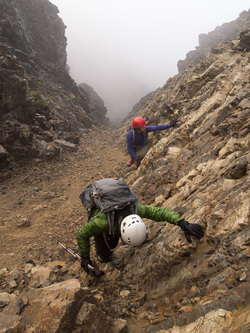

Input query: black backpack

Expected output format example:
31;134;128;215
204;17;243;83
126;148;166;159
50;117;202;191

79;178;138;234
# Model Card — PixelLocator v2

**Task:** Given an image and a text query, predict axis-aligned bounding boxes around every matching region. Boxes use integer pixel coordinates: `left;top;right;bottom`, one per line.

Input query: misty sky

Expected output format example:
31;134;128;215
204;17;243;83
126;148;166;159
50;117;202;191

49;0;249;122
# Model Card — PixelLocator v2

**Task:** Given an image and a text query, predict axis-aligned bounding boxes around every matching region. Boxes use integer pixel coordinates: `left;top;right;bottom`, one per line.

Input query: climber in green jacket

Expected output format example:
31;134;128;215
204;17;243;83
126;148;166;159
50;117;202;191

77;204;204;277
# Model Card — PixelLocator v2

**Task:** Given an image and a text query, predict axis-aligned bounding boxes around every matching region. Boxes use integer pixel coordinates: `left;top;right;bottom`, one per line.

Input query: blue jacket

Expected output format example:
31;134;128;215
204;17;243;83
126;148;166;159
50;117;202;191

127;124;171;160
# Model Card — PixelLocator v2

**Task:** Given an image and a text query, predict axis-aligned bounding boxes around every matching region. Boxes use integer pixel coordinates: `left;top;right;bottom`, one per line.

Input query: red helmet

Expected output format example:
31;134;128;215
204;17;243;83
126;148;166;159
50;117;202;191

131;117;148;129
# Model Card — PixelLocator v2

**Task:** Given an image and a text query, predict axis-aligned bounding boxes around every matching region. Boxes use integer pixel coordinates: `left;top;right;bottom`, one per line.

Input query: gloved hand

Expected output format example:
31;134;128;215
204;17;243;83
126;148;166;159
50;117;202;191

81;256;104;277
170;120;178;127
88;265;105;277
177;220;204;243
135;158;141;168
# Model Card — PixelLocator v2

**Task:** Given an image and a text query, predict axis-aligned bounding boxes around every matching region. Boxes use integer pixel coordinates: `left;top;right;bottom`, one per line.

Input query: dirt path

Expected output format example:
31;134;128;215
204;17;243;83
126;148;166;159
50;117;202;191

0;129;129;270
0;129;152;332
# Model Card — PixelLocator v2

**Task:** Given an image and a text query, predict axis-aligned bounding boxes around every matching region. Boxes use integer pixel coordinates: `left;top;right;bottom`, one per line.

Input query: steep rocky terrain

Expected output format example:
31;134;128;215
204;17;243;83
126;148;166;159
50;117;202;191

177;10;250;72
0;2;249;333
0;0;109;179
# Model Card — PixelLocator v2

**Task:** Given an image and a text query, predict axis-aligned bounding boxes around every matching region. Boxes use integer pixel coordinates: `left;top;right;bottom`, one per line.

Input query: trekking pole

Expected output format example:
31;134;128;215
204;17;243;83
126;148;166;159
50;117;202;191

56;240;96;271
57;240;81;261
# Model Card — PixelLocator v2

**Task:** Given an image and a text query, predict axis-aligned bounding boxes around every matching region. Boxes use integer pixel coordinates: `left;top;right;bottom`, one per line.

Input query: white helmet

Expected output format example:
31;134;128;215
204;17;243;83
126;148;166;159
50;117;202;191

120;214;147;246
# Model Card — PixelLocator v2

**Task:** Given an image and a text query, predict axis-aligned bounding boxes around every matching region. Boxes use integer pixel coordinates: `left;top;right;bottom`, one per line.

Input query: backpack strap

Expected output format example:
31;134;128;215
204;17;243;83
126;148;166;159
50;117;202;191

88;210;102;222
131;129;135;148
129;202;137;214
87;197;94;220
143;131;148;145
131;128;148;147
134;202;138;214
107;203;138;235
107;210;115;235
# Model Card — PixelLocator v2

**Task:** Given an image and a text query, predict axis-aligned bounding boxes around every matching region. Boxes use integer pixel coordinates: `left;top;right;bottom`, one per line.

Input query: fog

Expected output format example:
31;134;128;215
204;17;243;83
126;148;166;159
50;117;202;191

49;0;249;122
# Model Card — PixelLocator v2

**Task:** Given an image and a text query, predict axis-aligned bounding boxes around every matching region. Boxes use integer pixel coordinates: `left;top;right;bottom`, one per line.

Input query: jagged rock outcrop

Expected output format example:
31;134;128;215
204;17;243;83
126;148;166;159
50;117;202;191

0;6;249;333
0;262;112;333
177;10;250;72
0;0;109;178
78;83;108;123
125;90;158;122
114;10;249;333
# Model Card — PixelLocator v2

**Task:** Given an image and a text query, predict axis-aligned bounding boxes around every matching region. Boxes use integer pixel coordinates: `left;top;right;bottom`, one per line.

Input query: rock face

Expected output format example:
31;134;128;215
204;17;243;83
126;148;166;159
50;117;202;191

0;262;112;333
115;9;249;333
78;83;108;123
127;90;158;121
0;6;249;333
177;10;250;72
0;0;109;176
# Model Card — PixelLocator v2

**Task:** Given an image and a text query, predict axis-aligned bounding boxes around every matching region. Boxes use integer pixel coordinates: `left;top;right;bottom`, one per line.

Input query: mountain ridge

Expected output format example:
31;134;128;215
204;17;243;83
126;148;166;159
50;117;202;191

0;2;249;332
0;0;110;179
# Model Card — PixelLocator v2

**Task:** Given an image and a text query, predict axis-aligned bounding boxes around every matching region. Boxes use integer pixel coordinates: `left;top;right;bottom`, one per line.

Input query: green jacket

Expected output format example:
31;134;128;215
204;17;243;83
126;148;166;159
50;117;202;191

77;204;183;257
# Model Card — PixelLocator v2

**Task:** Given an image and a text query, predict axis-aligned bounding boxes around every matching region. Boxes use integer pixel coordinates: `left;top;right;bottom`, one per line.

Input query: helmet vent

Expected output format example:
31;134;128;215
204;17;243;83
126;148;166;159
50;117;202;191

120;214;147;246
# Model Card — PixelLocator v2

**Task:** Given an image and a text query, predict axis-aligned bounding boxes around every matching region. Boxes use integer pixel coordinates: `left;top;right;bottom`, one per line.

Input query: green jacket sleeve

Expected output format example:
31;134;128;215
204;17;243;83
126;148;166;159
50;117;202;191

137;204;182;225
77;209;109;257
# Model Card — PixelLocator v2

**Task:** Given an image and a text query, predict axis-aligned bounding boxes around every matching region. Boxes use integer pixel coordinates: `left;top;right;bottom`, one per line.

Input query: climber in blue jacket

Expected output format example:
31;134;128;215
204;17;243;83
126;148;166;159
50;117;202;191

126;117;177;168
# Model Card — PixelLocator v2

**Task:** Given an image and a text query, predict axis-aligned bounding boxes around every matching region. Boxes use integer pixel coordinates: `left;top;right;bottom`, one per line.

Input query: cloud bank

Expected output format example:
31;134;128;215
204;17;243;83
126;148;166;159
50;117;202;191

50;0;249;122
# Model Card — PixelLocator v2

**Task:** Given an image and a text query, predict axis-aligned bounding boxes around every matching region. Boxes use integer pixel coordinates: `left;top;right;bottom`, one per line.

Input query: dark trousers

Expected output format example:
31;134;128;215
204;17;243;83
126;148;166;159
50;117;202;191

129;144;149;162
94;234;119;262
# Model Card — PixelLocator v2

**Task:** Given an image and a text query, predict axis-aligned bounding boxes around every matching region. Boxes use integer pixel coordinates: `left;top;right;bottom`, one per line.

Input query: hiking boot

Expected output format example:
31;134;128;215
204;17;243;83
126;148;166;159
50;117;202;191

127;159;133;167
